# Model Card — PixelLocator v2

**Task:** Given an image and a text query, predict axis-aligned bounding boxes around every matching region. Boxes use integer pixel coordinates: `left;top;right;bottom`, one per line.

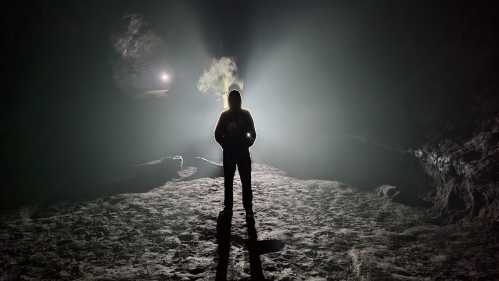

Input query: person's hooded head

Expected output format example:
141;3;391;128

228;90;242;110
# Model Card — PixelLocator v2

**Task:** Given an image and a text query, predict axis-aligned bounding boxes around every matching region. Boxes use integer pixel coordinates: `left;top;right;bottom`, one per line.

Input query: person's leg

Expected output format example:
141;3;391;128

238;152;265;280
223;154;236;211
239;152;253;213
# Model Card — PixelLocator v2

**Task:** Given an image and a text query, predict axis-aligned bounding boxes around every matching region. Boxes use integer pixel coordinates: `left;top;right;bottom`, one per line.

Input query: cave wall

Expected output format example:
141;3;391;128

416;114;499;223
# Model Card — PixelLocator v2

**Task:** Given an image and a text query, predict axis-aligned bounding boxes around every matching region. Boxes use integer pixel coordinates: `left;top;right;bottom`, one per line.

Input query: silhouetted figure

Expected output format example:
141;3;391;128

214;90;264;280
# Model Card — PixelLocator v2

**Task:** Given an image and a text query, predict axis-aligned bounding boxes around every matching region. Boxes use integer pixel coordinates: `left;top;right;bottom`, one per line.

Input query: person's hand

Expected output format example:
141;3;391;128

245;132;255;147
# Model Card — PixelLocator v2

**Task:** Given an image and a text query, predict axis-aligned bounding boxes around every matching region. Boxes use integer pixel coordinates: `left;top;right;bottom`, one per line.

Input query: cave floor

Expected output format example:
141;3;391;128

1;164;498;281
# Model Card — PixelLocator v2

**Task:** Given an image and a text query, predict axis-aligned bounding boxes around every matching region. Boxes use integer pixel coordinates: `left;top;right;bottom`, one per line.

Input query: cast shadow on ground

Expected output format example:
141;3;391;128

215;208;285;280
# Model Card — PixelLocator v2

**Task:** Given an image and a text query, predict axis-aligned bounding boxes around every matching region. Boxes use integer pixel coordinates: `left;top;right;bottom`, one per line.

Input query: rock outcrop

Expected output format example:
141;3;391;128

376;185;400;199
416;114;499;223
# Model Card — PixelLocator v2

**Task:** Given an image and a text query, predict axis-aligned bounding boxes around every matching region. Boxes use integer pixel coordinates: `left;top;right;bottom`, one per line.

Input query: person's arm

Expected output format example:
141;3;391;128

246;112;256;147
214;113;225;147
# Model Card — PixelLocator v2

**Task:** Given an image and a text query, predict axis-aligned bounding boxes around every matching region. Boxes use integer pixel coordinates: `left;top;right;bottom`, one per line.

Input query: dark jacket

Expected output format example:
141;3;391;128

215;109;256;151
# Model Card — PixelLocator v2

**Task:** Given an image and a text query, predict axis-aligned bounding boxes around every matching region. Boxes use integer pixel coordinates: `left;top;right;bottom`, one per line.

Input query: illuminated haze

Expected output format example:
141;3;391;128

2;1;495;207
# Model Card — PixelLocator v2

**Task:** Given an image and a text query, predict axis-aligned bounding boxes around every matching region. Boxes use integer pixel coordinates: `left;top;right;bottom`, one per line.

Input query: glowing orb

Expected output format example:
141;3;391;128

246;132;252;138
160;72;170;82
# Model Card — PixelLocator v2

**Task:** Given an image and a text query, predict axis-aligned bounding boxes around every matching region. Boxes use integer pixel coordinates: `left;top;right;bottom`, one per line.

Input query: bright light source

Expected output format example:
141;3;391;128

160;72;170;82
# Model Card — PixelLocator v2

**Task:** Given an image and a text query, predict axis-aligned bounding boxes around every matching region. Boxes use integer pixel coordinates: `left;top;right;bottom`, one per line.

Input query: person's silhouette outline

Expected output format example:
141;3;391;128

215;90;256;213
214;90;264;280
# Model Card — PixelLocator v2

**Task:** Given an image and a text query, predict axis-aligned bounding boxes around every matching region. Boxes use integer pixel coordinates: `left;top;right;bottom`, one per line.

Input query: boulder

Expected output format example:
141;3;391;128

376;185;400;199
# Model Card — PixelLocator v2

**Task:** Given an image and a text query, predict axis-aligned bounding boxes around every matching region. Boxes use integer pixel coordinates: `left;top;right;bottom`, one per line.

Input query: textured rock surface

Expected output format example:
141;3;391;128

416;114;499;223
1;164;498;280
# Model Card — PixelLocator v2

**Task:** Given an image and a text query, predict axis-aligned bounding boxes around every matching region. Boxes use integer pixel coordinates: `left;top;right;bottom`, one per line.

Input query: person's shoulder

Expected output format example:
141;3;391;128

241;109;252;116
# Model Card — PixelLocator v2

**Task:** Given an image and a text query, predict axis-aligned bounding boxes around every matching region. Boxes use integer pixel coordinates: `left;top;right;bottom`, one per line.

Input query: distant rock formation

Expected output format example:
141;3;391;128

133;155;223;185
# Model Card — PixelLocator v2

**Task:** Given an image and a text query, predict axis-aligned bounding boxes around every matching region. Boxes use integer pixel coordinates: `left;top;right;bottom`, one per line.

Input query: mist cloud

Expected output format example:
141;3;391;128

113;14;162;59
197;57;244;107
112;14;167;97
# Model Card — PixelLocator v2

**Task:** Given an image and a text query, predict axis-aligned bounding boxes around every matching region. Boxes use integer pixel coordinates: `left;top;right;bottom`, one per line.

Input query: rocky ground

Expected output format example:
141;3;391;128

1;164;498;281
